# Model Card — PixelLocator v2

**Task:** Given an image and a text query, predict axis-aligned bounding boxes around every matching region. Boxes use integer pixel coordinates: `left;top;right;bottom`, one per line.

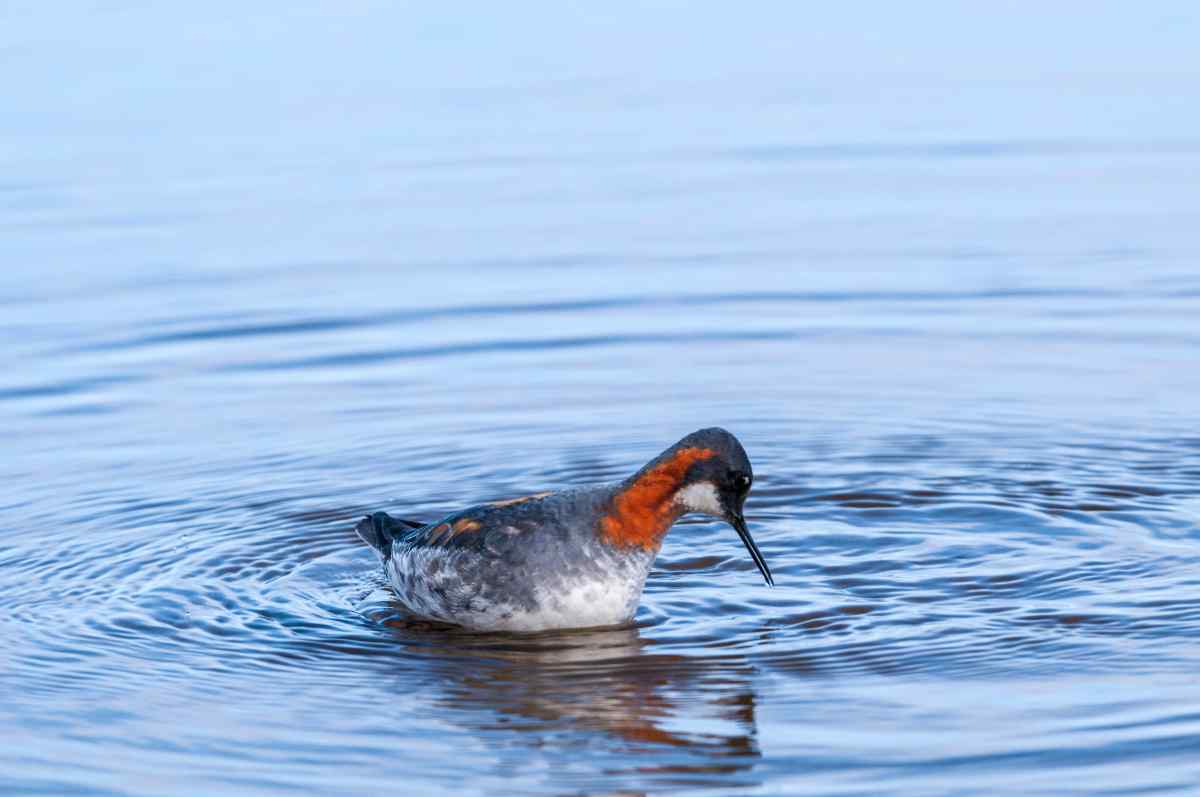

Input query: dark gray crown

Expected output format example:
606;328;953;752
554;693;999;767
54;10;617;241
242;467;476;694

673;427;749;470
623;427;752;486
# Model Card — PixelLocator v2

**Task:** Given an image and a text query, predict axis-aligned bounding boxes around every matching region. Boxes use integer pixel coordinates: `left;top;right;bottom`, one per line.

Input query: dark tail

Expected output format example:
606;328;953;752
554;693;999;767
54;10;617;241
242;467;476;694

355;511;425;561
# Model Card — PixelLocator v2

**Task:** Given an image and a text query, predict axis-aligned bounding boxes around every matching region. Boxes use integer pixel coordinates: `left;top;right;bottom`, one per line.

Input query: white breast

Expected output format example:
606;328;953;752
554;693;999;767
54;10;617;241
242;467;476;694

513;572;648;632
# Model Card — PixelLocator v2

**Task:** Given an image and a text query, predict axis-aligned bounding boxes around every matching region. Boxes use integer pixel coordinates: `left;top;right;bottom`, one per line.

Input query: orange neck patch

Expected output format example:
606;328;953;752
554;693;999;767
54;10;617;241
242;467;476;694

599;447;716;550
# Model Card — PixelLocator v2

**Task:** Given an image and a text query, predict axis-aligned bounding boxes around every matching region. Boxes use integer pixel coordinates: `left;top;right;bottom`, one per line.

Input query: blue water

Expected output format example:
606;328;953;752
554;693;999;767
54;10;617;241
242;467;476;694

3;4;1200;795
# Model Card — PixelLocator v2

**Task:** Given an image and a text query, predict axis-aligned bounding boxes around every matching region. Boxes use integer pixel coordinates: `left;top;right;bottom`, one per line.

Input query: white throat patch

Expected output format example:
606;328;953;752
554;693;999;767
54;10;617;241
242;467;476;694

674;481;723;516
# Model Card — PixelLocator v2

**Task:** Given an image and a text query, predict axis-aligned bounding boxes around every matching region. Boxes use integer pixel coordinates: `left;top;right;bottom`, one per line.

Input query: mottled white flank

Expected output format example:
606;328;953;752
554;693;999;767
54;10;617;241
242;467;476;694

386;541;653;632
674;481;723;516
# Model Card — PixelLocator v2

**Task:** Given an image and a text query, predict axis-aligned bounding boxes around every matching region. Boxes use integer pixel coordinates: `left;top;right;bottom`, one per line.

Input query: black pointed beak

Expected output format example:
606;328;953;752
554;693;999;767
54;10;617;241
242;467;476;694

730;513;773;586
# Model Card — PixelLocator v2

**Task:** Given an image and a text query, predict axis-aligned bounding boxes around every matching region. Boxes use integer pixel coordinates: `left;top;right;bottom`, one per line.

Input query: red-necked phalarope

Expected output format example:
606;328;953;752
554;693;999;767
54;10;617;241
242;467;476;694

357;427;772;632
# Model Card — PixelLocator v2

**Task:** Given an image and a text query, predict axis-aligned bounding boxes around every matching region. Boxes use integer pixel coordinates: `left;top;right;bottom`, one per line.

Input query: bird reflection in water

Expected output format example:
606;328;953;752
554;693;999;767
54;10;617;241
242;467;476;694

374;609;762;785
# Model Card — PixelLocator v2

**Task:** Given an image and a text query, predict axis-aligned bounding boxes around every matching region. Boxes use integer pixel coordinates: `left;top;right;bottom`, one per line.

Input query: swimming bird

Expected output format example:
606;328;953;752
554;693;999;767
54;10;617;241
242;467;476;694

356;427;773;632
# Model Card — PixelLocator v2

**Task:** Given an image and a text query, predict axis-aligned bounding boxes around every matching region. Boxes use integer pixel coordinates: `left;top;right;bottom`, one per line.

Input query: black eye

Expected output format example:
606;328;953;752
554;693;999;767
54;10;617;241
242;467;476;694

733;472;751;491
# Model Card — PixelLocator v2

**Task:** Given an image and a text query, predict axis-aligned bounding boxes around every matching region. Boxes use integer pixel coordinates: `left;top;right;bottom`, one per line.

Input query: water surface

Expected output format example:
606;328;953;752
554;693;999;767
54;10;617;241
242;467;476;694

3;4;1200;795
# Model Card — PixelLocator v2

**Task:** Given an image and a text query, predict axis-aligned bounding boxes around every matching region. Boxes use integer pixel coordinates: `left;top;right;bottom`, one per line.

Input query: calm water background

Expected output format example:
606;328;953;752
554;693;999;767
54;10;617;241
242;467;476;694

3;4;1200;795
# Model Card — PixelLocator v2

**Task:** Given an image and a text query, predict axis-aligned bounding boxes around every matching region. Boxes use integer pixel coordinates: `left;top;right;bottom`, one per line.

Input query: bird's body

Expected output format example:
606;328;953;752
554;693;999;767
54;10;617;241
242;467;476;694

357;428;772;632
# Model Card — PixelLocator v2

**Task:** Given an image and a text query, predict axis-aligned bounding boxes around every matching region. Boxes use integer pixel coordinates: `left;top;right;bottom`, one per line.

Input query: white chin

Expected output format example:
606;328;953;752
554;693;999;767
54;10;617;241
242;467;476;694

674;481;723;516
